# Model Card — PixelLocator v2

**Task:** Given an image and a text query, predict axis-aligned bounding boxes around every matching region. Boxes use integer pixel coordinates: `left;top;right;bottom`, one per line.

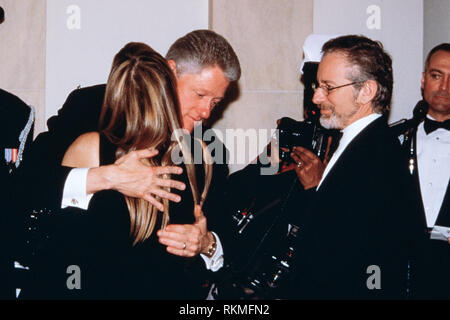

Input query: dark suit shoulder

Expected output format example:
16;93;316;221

46;84;106;131
347;116;402;157
67;84;106;101
34;81;105;136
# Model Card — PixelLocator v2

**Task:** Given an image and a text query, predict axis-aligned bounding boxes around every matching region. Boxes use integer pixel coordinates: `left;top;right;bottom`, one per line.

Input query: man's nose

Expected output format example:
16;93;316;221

440;75;449;92
198;102;211;119
312;89;326;105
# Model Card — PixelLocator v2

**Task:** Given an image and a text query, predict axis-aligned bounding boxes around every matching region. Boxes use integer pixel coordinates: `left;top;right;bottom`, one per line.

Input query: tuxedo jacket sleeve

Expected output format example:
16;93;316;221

22;85;106;210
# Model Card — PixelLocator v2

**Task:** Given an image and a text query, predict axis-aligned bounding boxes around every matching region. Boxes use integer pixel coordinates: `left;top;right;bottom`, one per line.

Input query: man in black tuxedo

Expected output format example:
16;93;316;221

287;35;410;299
402;43;450;299
0;89;34;299
23;30;240;282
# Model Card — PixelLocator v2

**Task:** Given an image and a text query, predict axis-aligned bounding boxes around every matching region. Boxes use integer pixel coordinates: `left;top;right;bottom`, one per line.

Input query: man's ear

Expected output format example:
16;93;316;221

167;60;178;77
356;80;378;105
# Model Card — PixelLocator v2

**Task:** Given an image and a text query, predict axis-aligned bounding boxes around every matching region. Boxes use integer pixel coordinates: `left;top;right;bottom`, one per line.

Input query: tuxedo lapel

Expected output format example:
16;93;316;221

318;116;386;193
434;181;450;227
410;134;428;229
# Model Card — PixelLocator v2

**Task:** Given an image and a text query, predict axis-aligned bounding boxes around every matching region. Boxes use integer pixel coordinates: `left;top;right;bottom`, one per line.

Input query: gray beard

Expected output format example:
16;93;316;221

320;113;344;129
319;103;360;129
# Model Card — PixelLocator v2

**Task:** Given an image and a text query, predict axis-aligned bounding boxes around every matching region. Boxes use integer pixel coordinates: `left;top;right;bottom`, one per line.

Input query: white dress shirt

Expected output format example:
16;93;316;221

62;168;93;209
317;113;382;190
61;168;224;271
416;116;450;227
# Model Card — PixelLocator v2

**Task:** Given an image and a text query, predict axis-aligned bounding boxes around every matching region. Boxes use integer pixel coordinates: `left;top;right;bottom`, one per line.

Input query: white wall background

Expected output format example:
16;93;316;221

424;0;450;61
313;0;423;123
46;0;208;122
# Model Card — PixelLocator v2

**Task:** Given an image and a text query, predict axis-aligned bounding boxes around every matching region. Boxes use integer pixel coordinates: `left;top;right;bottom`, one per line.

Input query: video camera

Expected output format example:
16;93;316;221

276;115;328;162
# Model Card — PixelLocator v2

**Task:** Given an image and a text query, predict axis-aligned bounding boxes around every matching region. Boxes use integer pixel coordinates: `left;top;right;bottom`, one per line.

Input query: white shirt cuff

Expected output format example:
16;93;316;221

61;168;93;210
200;232;224;272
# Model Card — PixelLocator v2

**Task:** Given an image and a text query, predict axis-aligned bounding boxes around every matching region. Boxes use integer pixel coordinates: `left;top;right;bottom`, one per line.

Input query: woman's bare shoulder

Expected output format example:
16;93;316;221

62;132;100;168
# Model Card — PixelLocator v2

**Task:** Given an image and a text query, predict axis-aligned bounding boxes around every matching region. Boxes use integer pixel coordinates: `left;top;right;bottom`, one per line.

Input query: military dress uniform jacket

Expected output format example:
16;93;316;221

0;89;34;299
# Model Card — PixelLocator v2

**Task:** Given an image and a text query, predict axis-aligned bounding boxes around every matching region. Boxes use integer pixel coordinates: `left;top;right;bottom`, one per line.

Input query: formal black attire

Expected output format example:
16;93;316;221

0;89;34;299
23;134;212;299
20;85;234;298
289;116;411;299
398;112;450;300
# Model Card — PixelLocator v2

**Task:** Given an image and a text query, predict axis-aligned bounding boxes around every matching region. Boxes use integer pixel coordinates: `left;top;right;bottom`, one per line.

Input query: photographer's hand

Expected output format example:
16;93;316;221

290;146;325;190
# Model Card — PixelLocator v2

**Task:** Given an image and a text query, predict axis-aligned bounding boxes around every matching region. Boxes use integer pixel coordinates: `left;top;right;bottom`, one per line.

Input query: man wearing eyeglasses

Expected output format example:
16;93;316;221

288;35;410;299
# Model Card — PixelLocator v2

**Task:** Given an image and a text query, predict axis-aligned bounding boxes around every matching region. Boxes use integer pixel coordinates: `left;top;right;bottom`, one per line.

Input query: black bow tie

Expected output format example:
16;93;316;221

424;117;450;134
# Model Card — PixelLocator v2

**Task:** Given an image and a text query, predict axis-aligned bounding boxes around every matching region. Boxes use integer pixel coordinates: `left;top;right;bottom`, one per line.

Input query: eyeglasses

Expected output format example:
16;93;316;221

312;81;364;95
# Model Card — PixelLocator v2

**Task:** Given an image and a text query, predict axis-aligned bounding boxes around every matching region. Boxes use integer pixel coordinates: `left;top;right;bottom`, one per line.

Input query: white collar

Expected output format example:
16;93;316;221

340;113;382;148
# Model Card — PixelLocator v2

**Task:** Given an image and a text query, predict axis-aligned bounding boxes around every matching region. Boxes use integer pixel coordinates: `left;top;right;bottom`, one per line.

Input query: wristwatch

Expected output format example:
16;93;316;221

205;233;217;258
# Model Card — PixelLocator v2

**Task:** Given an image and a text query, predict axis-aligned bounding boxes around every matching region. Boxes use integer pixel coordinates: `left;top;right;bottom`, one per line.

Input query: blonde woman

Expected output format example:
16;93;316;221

29;43;212;299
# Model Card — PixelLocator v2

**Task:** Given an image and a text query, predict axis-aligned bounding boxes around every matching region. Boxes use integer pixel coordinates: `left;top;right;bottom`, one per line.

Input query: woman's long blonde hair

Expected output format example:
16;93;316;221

99;43;212;245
